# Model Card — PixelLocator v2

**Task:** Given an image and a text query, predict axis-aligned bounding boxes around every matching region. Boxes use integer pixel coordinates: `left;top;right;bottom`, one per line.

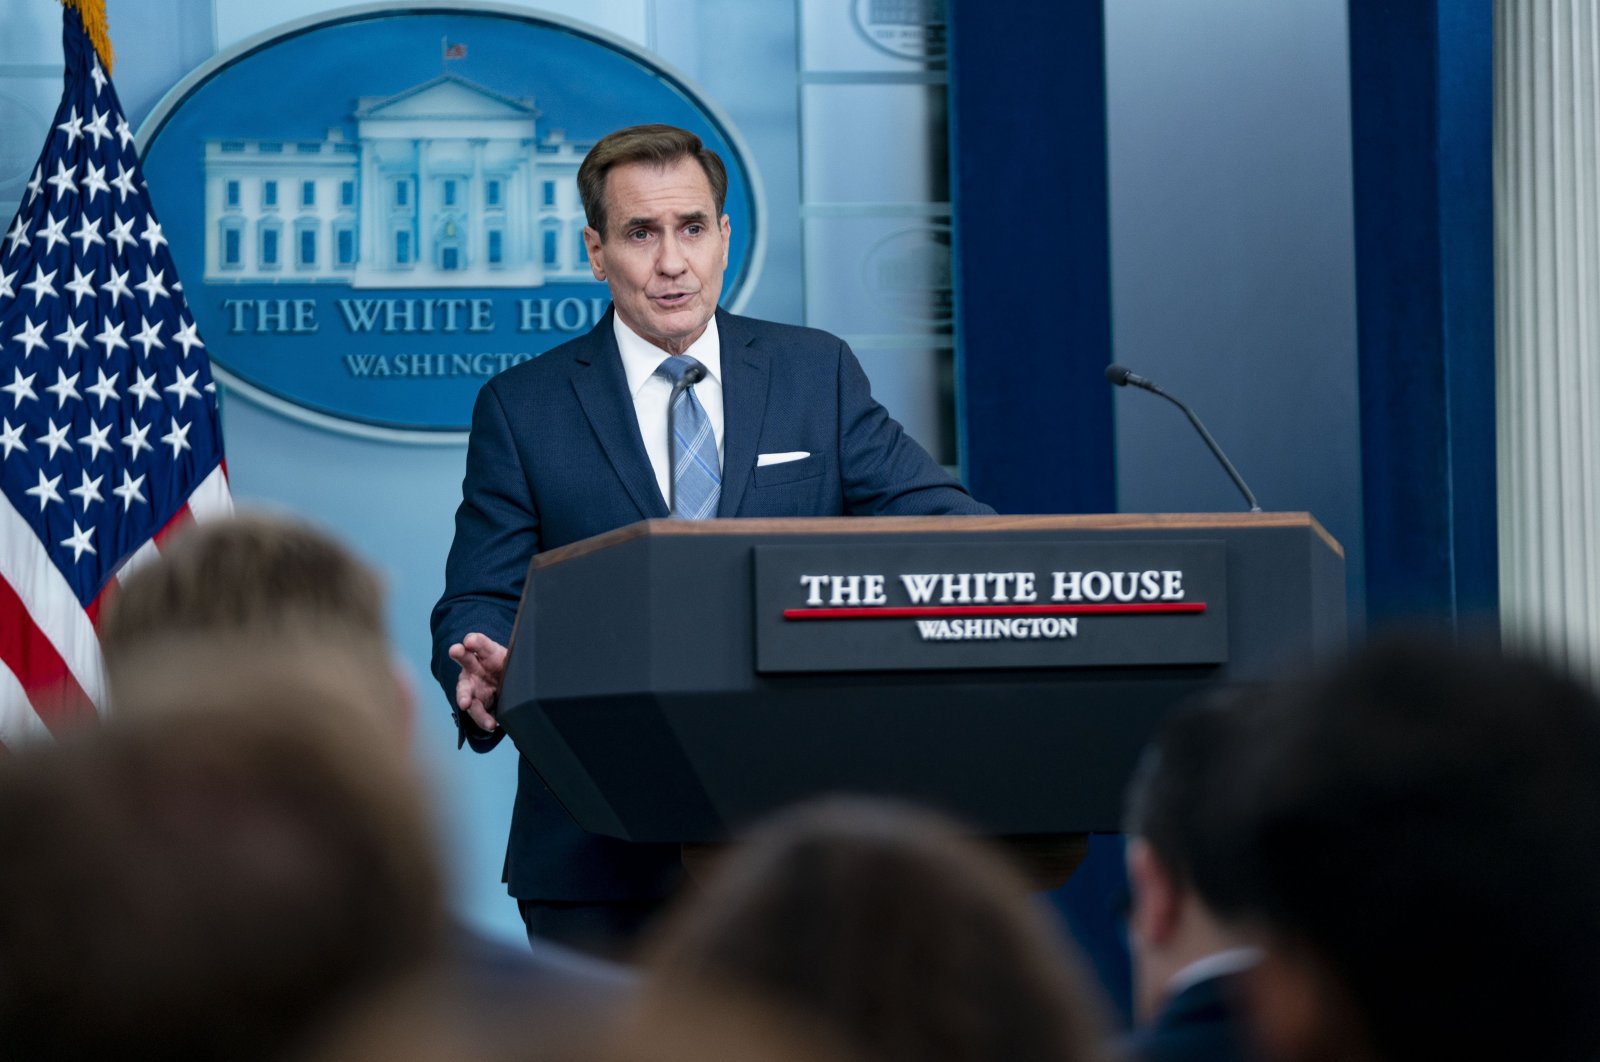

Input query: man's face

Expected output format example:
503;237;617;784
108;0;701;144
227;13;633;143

584;157;731;355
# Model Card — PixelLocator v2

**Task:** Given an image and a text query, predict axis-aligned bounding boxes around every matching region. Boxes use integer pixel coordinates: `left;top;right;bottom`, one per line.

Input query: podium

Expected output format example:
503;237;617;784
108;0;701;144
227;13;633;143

499;513;1345;843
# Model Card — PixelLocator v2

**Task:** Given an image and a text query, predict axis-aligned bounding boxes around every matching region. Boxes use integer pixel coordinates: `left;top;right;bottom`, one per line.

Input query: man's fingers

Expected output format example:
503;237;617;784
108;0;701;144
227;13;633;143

464;701;498;731
452;633;506;732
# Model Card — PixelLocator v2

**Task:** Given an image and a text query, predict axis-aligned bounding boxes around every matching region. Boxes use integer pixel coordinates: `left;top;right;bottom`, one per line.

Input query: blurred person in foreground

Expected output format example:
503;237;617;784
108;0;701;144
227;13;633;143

638;796;1109;1062
1122;692;1264;1062
1200;636;1600;1062
0;701;442;1060
98;512;633;1004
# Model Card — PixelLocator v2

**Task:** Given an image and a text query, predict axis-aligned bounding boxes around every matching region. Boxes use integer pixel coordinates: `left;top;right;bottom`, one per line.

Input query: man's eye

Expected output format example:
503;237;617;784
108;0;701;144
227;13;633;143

684;224;704;236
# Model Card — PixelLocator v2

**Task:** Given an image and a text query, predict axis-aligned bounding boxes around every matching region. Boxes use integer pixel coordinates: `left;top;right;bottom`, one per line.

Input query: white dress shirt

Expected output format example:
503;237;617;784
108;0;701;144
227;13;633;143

1165;946;1263;999
613;313;725;509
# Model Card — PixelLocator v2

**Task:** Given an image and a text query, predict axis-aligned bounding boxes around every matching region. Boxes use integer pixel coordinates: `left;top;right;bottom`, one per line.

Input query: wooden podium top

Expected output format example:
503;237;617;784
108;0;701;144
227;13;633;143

533;511;1341;570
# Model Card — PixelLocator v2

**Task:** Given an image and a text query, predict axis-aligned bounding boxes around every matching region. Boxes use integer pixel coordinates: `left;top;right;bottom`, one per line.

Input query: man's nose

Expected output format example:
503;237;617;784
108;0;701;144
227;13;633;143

656;232;687;274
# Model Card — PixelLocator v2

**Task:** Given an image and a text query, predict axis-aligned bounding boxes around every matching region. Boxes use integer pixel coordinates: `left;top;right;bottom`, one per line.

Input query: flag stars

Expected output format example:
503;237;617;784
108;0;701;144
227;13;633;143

139;217;167;255
85;368;119;408
0;265;16;300
36;418;72;460
25;470;63;510
90;61;107;95
165;368;201;408
38;213;70;255
161;418;192;458
107;214;137;255
14;317;49;358
94;318;129;359
3;368;38;407
113;468;146;510
70;214;103;254
132;318;165;357
46;158;78;199
128;367;159;409
56;106;82;149
134;268;169;305
22;265;58;306
5;215;31;256
78;419;113;461
102;266;132;304
173;319;204;358
64;266;96;306
69;470;104;510
25;165;43;205
60;522;96;562
80;160;109;202
44;368;81;408
121;419;153;459
115;115;134;151
0;418;25;459
111;163;138;201
83;107;111;150
55;317;89;357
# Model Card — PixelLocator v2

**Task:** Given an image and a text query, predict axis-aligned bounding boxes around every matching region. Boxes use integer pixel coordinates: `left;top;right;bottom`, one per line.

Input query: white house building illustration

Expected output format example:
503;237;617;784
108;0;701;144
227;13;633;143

201;74;594;288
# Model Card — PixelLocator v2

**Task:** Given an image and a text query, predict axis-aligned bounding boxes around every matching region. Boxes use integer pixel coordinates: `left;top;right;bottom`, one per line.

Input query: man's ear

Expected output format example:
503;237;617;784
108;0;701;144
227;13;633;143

584;225;606;281
1127;837;1182;947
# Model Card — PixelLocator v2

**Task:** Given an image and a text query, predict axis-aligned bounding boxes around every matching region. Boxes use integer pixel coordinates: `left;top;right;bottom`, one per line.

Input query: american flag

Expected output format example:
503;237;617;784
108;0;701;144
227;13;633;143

0;7;231;749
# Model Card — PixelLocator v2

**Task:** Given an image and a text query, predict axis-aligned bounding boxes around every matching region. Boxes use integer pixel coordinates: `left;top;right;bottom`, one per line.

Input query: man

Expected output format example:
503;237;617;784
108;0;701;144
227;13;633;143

1122;692;1264;1062
430;123;991;954
1203;637;1600;1062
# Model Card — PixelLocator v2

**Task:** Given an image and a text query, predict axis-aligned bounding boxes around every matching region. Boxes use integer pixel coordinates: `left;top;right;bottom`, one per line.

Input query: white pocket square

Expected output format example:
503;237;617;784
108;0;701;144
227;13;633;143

757;451;811;467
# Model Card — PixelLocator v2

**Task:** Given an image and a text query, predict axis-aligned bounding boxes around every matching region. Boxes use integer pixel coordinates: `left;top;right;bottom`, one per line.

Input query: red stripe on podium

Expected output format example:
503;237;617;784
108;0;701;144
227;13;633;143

782;602;1207;620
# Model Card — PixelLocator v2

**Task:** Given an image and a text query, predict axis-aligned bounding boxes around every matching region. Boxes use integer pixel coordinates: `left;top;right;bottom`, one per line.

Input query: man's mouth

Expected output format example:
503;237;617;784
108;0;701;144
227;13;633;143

651;291;695;307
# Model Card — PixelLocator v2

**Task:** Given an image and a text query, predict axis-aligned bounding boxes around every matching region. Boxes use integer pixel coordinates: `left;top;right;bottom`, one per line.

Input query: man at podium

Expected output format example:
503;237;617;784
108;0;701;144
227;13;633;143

431;123;990;956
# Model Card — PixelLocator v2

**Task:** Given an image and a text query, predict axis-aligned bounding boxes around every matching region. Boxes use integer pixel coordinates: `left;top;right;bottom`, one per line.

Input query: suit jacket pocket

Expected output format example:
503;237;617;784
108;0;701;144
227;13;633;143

752;451;828;487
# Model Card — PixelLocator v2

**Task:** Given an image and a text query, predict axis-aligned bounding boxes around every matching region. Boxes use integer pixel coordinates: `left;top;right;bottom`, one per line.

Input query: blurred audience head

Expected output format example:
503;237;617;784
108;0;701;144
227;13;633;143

1207;635;1600;1062
1122;687;1264;1024
641;796;1107;1062
99;511;411;737
0;703;445;1060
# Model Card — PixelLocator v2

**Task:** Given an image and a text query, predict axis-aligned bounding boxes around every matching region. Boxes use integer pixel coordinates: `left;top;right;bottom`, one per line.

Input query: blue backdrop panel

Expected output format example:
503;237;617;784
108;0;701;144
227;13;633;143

947;0;1129;1025
1349;0;1498;628
947;1;1115;516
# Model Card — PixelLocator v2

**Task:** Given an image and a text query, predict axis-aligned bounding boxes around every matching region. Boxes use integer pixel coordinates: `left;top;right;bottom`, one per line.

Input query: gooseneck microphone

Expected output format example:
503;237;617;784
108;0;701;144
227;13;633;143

666;362;706;516
1105;363;1261;512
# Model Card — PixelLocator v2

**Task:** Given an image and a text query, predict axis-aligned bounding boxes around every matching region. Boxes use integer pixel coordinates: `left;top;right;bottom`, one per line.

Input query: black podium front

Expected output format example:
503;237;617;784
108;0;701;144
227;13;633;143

499;513;1345;843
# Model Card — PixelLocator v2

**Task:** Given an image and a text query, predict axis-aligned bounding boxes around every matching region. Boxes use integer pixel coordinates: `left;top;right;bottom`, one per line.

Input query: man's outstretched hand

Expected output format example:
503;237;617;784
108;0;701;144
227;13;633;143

448;632;508;733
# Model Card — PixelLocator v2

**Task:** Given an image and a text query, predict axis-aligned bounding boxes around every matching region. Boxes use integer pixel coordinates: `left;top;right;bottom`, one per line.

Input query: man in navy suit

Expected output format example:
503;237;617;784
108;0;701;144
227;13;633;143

1123;692;1262;1062
430;124;990;956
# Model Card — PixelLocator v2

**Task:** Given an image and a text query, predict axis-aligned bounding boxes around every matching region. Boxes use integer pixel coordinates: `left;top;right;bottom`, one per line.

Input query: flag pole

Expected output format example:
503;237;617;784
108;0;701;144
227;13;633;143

59;0;113;73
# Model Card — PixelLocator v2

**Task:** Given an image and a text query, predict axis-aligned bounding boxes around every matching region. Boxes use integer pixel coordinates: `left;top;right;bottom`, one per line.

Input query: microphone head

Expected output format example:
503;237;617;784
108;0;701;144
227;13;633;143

684;364;706;385
1104;364;1133;387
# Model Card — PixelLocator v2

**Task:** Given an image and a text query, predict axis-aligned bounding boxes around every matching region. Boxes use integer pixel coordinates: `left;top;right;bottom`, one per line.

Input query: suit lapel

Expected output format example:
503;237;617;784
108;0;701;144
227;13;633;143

716;311;769;517
571;311;669;520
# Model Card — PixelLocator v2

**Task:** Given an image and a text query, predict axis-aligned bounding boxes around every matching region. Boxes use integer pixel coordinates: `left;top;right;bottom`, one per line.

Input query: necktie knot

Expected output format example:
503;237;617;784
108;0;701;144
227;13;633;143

654;354;707;387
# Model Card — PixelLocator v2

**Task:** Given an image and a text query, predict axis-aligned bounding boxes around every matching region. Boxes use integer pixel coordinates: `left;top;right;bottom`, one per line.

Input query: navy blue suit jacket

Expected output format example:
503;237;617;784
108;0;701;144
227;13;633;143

430;308;991;900
1124;973;1257;1062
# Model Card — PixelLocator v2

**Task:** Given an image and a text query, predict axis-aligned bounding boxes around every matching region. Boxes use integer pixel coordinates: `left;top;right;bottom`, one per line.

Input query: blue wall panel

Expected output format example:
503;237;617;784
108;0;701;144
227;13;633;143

1349;0;1497;628
948;0;1115;516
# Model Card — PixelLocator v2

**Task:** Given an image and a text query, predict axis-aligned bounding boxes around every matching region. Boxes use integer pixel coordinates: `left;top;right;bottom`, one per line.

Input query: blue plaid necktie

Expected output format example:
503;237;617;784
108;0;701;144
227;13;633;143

654;355;721;519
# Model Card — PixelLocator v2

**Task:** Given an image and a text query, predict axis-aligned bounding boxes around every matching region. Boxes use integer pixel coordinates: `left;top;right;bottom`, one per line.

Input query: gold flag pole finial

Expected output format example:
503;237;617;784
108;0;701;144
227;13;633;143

60;0;114;75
